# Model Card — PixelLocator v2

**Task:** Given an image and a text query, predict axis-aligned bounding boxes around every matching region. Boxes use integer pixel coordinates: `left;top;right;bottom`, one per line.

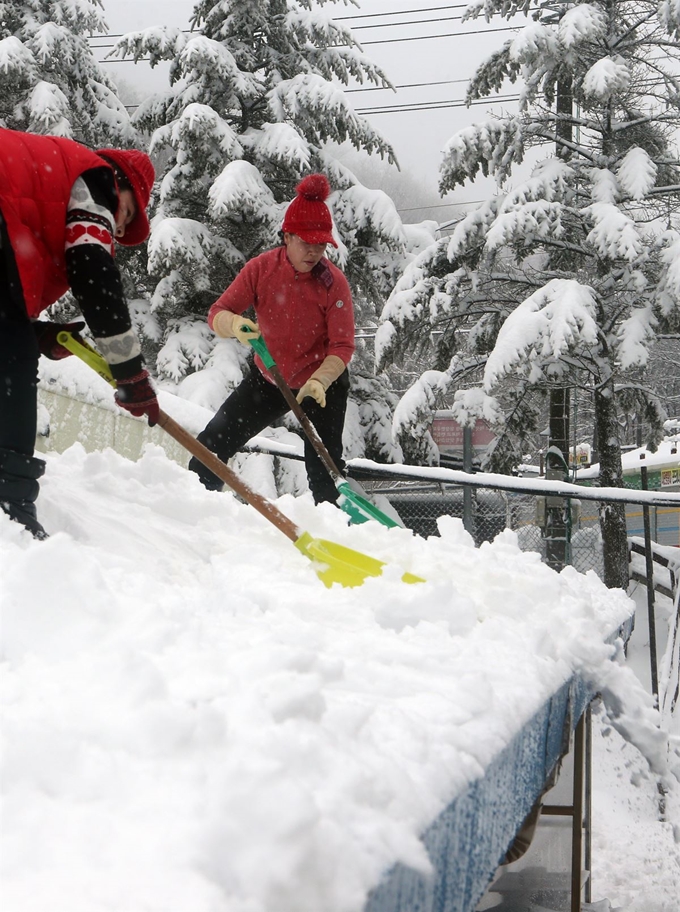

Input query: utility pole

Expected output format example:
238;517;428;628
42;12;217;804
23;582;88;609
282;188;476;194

543;65;574;571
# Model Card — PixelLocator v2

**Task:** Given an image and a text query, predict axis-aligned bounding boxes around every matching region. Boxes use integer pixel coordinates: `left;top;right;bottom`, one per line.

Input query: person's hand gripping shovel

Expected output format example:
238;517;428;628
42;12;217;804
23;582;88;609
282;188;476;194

56;330;424;589
245;333;402;529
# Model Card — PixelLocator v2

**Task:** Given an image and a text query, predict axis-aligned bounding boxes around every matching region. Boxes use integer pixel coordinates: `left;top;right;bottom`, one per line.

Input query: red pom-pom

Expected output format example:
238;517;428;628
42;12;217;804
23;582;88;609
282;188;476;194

296;174;331;201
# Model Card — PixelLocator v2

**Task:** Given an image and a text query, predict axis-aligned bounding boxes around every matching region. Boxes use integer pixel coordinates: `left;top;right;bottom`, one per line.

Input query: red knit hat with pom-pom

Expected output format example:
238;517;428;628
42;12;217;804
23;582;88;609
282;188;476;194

282;174;337;247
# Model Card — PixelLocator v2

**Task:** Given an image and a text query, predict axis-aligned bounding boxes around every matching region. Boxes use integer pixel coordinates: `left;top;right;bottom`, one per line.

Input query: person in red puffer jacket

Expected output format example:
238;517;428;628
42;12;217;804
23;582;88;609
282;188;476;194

0;127;159;539
189;174;355;506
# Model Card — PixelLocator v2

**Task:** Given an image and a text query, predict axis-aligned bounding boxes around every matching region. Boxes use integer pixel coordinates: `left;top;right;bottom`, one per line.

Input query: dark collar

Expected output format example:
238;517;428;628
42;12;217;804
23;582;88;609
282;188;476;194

311;259;333;288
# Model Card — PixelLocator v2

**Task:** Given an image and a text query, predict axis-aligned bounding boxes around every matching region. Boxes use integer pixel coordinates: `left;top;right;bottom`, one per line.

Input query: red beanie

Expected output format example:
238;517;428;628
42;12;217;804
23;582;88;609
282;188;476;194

96;148;155;246
282;174;337;247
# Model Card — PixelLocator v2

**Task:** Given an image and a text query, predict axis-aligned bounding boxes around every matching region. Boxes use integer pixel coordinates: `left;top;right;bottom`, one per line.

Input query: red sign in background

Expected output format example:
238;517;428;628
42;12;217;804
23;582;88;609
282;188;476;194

430;414;495;453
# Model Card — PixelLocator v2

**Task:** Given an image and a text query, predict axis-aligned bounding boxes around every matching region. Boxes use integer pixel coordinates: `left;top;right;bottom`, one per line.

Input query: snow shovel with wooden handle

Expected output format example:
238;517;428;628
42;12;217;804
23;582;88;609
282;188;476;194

58;331;424;589
246;334;403;529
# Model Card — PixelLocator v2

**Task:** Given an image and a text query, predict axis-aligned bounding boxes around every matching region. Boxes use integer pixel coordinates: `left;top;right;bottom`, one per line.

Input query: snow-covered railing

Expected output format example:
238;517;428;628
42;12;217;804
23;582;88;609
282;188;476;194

37;367;304;470
38;359;680;511
660;588;679;728
628;538;679;601
346;459;680;510
629;541;680;728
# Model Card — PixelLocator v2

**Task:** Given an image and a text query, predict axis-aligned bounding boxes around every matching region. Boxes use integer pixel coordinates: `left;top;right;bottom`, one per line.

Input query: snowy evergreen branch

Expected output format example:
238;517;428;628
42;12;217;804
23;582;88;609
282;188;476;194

0;0;137;145
382;0;680;534
99;0;423;473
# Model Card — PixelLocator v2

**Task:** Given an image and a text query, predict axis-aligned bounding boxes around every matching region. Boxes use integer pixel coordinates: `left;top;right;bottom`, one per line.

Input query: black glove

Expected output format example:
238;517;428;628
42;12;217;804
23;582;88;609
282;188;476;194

114;370;160;427
33;320;86;360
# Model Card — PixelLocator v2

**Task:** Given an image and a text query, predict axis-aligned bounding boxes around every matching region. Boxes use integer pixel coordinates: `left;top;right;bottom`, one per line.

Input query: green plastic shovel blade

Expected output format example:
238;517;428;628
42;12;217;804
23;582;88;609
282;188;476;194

336;481;401;528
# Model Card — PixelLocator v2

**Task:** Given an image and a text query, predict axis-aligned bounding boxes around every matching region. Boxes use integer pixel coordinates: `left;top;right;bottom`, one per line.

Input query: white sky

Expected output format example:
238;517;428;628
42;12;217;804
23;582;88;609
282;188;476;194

97;0;529;218
1;357;679;911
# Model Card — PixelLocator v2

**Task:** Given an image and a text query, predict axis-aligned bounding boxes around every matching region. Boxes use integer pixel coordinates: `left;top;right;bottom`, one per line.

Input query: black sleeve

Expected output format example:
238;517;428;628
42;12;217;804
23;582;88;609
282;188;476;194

66;243;131;338
65;169;143;379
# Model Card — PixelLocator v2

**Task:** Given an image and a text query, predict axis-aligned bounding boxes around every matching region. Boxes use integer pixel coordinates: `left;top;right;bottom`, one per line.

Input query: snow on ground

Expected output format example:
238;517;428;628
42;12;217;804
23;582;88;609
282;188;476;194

587;581;680;912
591;705;680;912
0;437;678;912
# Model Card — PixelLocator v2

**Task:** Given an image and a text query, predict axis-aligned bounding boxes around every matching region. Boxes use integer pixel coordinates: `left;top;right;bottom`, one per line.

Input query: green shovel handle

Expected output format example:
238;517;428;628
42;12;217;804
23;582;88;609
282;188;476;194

246;333;276;370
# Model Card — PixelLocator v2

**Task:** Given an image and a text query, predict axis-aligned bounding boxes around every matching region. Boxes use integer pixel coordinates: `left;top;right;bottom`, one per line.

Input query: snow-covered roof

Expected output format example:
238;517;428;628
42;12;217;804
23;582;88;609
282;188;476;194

578;435;680;480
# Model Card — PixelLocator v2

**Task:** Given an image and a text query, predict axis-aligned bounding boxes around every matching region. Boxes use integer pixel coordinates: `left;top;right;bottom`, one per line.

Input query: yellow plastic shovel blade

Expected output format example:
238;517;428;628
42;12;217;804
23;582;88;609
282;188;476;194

294;532;425;589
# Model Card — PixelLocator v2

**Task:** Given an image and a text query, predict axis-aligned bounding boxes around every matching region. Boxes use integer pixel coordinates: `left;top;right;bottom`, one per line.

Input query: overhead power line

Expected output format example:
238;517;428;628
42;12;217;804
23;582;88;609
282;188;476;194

87;2;504;44
334;4;471;20
88;31;187;44
397;199;485;212
122;78;474;99
91;7;520;118
97;23;518;62
121;91;519;116
360;25;517;45
345;78;471;94
90;15;518;53
350;13;467;30
355;93;520;115
87;4;477;42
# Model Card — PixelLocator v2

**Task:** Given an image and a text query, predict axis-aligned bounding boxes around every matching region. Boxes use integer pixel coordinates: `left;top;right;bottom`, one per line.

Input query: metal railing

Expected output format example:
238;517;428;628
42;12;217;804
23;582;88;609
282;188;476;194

239;440;680;580
352;474;680;581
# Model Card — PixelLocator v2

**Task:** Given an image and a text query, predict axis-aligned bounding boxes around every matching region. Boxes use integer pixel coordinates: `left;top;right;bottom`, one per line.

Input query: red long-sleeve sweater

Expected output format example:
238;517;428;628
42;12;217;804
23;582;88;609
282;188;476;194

208;247;355;388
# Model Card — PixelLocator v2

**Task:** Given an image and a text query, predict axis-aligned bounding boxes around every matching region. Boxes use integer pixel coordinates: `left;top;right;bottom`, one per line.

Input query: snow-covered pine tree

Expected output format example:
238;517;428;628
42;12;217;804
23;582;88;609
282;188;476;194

376;0;680;587
110;0;413;464
0;0;135;146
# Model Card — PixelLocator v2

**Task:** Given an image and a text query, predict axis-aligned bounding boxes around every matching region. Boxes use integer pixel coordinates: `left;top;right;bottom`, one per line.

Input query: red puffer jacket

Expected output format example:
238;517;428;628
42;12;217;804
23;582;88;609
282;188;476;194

0;128;112;317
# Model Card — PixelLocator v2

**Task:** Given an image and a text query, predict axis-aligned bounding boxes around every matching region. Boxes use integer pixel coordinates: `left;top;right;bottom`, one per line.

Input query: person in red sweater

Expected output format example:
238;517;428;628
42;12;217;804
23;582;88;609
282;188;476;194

189;174;355;505
0;127;160;539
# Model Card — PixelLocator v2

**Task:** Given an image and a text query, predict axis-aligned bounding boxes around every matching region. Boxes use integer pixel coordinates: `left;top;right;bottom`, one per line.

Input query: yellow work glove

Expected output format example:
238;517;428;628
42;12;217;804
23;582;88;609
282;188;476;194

232;314;260;344
295;355;346;408
212;310;260;345
296;378;326;408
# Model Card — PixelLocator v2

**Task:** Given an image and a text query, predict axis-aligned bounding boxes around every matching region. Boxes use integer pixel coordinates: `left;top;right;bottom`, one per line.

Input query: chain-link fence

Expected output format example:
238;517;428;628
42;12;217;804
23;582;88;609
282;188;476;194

241;442;679;579
360;478;680;580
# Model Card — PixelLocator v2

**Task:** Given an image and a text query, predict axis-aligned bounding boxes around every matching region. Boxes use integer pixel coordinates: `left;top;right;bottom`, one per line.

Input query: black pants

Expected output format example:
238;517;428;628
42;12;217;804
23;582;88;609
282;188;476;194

189;367;350;504
0;212;40;457
0;211;48;537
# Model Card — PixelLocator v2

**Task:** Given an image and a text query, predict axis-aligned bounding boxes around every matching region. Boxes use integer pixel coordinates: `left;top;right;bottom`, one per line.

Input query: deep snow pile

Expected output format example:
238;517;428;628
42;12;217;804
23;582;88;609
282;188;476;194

0;441;672;912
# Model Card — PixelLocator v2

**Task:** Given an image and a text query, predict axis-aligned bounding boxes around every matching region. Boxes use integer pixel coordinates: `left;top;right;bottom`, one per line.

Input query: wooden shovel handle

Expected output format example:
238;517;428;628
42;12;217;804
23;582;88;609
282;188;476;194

247;335;343;482
268;363;343;483
157;409;300;543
